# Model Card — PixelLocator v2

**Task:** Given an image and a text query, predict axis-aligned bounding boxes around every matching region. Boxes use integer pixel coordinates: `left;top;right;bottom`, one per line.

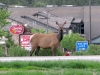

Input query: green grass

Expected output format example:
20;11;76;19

0;60;100;75
0;69;94;75
0;68;98;75
0;60;100;69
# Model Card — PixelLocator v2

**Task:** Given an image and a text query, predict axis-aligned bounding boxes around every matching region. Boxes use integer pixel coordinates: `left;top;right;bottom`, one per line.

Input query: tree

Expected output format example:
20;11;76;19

1;0;100;7
0;8;11;36
61;33;86;52
34;1;45;7
0;8;10;28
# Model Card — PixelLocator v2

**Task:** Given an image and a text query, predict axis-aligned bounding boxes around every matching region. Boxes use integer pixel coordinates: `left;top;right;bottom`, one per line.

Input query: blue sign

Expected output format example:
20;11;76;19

76;41;88;52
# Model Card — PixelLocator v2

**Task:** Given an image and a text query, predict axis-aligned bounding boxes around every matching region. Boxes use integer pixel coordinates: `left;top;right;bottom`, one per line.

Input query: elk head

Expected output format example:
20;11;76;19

56;21;66;41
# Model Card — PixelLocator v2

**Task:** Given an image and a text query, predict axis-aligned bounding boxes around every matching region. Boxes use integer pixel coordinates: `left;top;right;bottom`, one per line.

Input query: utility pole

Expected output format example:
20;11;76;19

46;7;58;33
46;9;49;33
89;0;91;44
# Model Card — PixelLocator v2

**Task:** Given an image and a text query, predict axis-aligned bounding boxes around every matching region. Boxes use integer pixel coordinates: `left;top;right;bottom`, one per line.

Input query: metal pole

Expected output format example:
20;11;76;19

46;7;58;33
89;0;91;44
46;9;49;33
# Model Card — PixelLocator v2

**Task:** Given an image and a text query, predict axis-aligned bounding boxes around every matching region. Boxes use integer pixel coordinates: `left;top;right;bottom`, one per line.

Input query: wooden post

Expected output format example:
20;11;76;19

5;45;8;57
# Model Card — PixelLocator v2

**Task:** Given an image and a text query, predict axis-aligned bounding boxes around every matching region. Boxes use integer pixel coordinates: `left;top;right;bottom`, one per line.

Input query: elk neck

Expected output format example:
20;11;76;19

58;29;63;41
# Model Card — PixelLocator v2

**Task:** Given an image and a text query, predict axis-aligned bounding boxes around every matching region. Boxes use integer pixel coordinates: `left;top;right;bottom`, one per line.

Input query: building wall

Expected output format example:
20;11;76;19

84;6;100;40
50;7;84;19
51;6;100;41
84;6;90;41
8;6;100;41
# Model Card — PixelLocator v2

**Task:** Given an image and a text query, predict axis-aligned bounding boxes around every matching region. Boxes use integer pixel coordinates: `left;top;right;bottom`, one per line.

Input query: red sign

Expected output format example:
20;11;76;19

10;24;24;34
20;35;32;50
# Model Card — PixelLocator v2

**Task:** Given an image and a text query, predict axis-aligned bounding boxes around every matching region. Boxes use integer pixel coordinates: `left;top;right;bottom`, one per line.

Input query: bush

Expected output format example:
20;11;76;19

31;28;45;33
38;47;64;56
73;50;89;56
88;44;100;55
73;44;100;55
9;45;29;56
0;45;5;56
5;31;15;48
61;33;86;52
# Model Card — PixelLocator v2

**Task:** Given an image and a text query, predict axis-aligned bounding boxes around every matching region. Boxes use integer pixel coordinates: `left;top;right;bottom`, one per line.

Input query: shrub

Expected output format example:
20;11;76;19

73;44;100;55
31;28;45;33
38;47;64;56
5;31;15;48
61;33;86;52
0;45;5;56
38;48;52;56
88;44;100;55
9;45;29;56
73;50;89;56
31;28;39;33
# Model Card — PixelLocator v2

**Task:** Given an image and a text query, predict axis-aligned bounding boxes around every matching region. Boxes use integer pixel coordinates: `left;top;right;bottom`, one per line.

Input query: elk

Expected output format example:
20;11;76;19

30;21;66;56
23;24;31;34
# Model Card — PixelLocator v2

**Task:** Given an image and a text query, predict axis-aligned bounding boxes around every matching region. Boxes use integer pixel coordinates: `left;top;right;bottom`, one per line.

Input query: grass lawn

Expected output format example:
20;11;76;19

0;60;100;75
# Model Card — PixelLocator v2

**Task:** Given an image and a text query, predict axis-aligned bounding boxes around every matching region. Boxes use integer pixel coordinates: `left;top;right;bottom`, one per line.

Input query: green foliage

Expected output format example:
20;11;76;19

31;28;39;33
73;50;89;56
0;45;5;56
9;45;29;56
88;44;100;55
0;0;100;7
38;47;64;56
0;60;100;75
38;48;52;56
0;8;11;29
5;31;14;48
0;60;100;69
34;1;46;7
31;28;45;33
0;8;11;37
0;32;29;57
0;8;11;57
39;28;45;33
73;44;100;55
61;33;86;51
0;30;8;37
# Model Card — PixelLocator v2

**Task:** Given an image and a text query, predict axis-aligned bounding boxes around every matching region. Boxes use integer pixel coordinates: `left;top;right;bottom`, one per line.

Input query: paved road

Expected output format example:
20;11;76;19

0;56;100;62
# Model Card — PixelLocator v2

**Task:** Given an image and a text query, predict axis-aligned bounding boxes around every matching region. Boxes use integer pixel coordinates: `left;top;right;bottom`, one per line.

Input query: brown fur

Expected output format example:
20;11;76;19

23;25;31;34
31;33;59;48
30;21;66;56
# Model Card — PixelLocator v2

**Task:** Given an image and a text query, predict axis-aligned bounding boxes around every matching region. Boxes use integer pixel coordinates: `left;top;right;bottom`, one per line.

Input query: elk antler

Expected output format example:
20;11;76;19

62;21;66;27
56;21;66;27
56;21;61;27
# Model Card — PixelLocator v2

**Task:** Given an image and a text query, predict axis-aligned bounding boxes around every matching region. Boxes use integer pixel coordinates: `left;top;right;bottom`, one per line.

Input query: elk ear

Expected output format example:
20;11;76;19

64;21;66;24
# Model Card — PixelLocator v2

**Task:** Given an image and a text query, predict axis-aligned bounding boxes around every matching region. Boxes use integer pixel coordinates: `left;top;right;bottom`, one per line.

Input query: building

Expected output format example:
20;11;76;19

7;6;100;44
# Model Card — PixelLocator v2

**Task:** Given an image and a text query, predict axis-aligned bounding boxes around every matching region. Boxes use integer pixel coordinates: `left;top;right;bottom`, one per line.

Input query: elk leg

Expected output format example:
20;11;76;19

35;47;40;56
52;47;57;56
30;47;35;56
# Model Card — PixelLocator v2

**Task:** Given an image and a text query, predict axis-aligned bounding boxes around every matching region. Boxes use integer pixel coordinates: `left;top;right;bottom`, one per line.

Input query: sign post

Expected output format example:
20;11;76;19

76;41;88;52
0;36;8;56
